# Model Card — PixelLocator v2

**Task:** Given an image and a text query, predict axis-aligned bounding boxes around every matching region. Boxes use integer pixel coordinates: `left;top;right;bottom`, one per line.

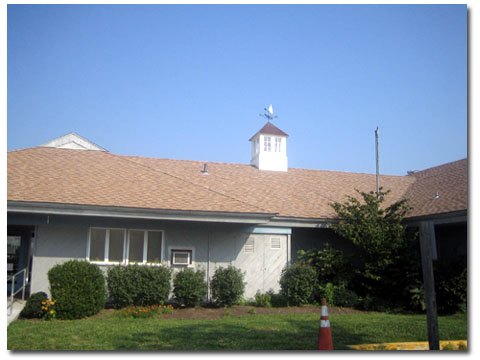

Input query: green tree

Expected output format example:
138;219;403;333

297;243;352;287
330;189;414;307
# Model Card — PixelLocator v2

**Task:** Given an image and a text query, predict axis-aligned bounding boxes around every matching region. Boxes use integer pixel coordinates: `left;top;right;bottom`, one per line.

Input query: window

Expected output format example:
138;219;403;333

275;137;282;153
109;229;125;262
127;229;163;264
89;228;107;262
88;228;162;264
88;228;126;263
171;250;192;266
147;231;163;263
128;230;144;263
264;136;271;152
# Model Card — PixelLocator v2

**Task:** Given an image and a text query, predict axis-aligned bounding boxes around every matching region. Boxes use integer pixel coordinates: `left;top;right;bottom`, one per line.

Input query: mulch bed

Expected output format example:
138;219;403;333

24;305;367;322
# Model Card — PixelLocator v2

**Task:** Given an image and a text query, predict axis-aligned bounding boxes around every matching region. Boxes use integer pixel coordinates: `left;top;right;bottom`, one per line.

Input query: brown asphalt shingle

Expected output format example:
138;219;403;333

249;121;289;140
402;158;467;218
7;147;467;220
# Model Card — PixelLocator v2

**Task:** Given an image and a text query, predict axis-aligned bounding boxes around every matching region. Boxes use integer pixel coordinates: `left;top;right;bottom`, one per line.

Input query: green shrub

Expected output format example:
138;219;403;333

333;285;359;308
20;292;48;319
297;243;353;287
173;268;207;307
316;282;359;308
279;262;318;306
107;264;172;308
210;266;245;307
254;291;272;308
318;282;335;305
435;263;467;315
47;260;106;320
267;290;288;307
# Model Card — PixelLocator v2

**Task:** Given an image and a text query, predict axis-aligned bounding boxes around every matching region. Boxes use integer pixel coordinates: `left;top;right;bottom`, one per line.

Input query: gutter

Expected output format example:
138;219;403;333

7;201;276;225
403;210;467;226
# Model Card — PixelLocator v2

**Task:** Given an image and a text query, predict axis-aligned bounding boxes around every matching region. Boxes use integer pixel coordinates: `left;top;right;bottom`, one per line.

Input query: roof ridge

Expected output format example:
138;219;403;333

109;152;273;215
122;153;410;177
411;158;467;174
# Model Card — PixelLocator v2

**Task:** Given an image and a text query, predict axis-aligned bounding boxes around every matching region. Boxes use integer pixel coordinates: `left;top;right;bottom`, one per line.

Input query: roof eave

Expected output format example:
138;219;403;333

403;209;467;226
7;201;277;225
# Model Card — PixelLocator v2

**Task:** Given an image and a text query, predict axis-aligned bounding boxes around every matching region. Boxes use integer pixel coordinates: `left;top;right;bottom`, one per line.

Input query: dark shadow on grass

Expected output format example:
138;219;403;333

112;319;319;351
111;316;375;351
282;317;371;351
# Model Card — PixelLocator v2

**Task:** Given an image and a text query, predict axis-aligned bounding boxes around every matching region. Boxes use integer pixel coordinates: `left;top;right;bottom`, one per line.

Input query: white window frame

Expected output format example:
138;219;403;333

126;229;164;265
264;136;271;152
87;227;127;264
168;246;195;268
87;227;164;265
274;137;282;153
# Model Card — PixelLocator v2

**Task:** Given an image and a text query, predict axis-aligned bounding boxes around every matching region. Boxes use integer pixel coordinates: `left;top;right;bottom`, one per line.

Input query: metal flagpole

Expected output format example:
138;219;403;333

375;127;380;198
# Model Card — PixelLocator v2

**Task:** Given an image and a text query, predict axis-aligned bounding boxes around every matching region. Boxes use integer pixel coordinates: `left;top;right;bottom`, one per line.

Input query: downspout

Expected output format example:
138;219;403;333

207;228;211;303
287;233;291;267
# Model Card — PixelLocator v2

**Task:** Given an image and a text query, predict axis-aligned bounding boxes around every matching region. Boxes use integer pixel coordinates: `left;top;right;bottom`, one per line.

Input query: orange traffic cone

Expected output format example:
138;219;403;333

318;298;334;350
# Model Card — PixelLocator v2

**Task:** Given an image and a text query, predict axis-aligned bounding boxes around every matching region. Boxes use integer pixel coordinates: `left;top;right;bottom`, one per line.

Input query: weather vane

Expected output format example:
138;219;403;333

259;104;278;121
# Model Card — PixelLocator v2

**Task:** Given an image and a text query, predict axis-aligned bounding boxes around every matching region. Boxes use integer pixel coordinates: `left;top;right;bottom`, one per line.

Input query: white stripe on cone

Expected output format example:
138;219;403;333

320;320;330;327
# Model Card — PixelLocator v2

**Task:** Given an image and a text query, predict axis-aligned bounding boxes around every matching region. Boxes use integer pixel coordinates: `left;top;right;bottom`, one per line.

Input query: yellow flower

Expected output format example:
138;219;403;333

50;310;54;314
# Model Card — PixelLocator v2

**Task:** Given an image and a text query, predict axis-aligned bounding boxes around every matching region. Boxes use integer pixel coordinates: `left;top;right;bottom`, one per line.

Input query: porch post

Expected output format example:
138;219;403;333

419;221;440;350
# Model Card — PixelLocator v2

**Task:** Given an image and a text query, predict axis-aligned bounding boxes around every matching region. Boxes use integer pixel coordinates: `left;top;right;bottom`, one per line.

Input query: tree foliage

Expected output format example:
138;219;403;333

297;243;352;287
329;189;413;302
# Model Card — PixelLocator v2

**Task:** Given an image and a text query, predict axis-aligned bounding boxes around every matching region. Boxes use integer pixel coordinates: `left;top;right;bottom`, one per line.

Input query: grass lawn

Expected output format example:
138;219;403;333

7;310;467;351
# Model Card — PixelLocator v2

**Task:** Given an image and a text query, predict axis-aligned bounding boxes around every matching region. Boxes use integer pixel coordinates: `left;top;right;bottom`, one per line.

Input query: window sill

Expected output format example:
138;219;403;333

87;260;165;266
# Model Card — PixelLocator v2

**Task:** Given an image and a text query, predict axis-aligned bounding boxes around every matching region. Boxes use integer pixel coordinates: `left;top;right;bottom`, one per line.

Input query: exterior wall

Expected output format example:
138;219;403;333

250;134;288;172
30;218;289;300
31;224;89;296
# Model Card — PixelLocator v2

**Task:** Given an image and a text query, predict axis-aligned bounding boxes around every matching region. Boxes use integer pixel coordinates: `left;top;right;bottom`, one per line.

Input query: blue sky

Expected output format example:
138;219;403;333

7;4;467;175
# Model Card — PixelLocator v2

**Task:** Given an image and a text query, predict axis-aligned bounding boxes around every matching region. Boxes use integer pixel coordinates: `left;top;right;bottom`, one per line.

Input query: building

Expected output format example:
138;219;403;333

7;123;467;301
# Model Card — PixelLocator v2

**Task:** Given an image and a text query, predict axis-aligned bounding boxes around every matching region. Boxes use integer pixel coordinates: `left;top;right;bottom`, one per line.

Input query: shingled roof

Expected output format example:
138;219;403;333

249;121;288;141
7;147;467;221
402;158;467;218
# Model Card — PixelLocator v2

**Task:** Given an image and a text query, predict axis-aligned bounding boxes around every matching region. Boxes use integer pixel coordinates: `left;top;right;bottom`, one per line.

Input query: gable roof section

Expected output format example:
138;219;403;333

249;122;288;141
402;158;467;219
40;133;107;151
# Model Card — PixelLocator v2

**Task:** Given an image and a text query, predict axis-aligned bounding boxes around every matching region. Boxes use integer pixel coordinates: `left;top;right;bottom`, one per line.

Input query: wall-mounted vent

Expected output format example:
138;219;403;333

244;238;255;253
271;237;281;250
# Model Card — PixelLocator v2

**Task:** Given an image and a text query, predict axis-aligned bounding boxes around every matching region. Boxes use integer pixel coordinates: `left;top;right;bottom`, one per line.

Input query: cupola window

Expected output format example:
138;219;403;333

264;136;271;152
275;137;282;152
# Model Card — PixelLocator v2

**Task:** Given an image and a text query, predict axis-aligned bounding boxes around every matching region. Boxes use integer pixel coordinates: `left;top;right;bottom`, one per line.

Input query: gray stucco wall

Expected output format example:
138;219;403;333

30;217;289;300
31;224;89;297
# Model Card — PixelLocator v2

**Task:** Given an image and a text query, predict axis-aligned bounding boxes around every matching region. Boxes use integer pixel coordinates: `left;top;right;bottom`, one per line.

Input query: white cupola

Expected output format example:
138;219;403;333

250;121;288;172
